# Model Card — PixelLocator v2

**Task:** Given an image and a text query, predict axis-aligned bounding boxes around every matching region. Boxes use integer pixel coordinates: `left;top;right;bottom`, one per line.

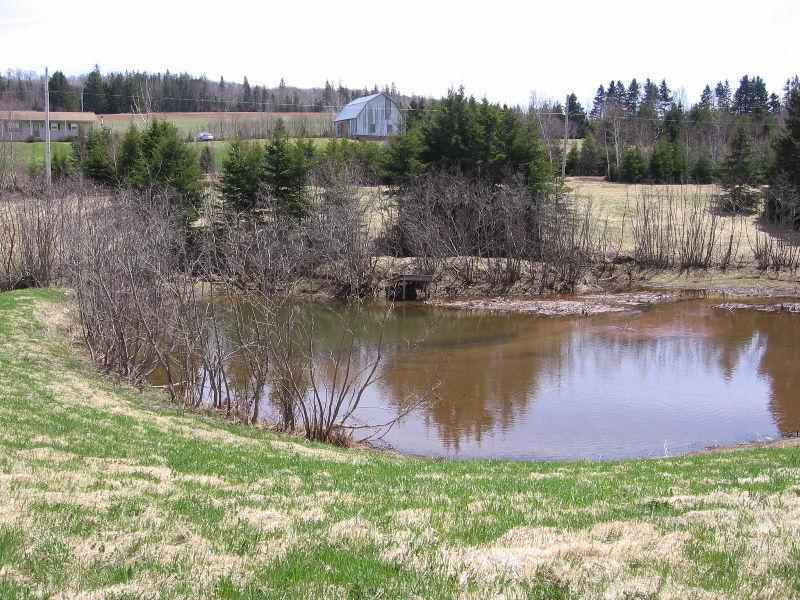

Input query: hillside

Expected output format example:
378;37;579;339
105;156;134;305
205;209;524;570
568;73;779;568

1;289;799;599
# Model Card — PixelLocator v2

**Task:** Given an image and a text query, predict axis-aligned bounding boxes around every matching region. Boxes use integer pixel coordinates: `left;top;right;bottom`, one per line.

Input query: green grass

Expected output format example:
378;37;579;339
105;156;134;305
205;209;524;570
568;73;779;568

0;141;74;171
0;288;799;598
104;112;335;139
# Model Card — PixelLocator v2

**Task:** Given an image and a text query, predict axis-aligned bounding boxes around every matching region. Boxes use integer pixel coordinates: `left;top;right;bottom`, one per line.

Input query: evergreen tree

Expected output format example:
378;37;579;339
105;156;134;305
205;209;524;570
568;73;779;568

51;146;75;179
419;87;481;175
48;71;77;111
264;121;310;217
766;88;800;226
714;80;732;111
719;126;760;212
566;93;588;137
625;79;641;112
642;78;659;109
590;85;606;118
220;139;265;213
578;133;603;176
565;143;580;175
769;93;781;114
691;154;714;183
733;75;770;117
784;76;800;104
241;76;251;110
620;147;646;183
663;104;684;143
116;125;144;184
217;77;226;111
118;121;202;213
657;79;672;116
79;129;115;185
699;85;714;111
649;138;675;183
82;65;106;113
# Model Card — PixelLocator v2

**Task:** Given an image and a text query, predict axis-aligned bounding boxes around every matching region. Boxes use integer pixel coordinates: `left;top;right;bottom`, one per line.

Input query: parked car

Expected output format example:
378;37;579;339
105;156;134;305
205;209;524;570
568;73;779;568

196;131;214;142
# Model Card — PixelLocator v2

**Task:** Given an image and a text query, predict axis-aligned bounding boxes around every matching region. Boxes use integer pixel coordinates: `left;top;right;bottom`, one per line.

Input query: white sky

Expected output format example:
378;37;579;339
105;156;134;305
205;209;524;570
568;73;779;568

1;0;798;107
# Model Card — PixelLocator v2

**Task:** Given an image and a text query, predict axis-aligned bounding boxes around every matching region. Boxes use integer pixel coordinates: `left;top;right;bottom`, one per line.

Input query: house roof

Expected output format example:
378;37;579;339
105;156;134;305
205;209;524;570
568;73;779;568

0;111;97;122
333;93;386;122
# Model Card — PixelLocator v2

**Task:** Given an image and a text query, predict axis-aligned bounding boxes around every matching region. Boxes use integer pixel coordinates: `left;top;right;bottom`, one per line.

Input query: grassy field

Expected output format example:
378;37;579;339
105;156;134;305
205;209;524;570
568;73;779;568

0;142;74;172
103;112;335;139
1;288;799;598
568;176;800;272
0;138;333;175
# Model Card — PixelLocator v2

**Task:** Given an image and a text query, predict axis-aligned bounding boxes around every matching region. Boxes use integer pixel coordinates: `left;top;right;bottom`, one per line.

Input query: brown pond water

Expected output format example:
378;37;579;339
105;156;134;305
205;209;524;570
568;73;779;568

165;298;800;460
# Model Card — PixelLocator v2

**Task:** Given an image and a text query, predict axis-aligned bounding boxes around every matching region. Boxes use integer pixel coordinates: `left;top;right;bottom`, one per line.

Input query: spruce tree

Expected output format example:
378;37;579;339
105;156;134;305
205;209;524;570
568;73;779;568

566;93;588;137
565;143;580;175
621;147;646;183
657;79;672;116
766;88;800;226
82;65;106;113
699;85;714;111
220;139;265;213
715;80;732;111
48;71;77;111
625;79;641;113
264;122;309;217
80;129;115;185
719;126;760;212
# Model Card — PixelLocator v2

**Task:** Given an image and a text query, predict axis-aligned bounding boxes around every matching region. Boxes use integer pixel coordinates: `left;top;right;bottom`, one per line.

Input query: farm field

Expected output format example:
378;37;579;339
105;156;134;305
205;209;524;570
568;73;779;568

1;288;800;598
102;111;336;139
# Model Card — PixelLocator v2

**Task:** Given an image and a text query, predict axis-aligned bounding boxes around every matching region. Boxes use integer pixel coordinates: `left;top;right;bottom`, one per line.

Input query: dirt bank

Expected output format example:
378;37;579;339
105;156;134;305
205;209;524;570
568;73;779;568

429;291;678;316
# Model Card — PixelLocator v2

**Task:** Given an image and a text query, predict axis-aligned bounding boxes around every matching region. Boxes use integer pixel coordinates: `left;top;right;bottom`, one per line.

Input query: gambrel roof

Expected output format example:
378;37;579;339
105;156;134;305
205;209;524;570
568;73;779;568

334;93;387;122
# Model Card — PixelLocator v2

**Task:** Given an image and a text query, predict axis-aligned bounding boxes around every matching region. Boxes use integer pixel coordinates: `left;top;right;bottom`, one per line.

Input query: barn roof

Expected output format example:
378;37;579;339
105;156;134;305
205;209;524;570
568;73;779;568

0;110;97;122
333;93;385;122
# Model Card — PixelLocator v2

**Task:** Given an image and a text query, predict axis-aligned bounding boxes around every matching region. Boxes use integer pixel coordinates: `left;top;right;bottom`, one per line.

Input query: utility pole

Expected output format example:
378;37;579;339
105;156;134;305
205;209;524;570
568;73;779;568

44;66;52;191
561;93;569;178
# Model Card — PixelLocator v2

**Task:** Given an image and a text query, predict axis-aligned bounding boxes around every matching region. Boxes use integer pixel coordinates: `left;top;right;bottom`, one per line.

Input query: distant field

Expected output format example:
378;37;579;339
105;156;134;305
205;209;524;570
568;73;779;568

190;138;334;170
103;111;336;139
567;176;800;268
0;138;334;174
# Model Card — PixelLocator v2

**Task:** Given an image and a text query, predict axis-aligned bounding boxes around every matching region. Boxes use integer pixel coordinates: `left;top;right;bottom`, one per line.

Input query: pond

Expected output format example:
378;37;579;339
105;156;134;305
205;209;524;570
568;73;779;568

163;297;800;461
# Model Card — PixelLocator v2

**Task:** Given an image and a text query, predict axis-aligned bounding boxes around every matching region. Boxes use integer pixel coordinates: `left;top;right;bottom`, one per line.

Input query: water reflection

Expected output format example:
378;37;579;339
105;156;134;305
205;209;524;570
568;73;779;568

186;299;800;460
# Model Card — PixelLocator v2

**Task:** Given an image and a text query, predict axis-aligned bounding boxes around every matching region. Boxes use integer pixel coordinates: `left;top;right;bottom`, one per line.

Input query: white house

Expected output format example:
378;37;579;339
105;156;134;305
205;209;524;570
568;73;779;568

333;93;403;138
0;111;97;142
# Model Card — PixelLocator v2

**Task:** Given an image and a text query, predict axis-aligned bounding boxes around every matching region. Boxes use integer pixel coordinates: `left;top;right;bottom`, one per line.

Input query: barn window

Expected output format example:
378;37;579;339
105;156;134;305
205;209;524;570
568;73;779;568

387;124;394;133
369;123;376;134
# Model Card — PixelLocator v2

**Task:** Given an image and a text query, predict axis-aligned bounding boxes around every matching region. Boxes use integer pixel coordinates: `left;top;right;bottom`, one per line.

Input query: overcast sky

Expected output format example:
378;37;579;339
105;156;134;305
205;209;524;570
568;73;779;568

1;0;798;107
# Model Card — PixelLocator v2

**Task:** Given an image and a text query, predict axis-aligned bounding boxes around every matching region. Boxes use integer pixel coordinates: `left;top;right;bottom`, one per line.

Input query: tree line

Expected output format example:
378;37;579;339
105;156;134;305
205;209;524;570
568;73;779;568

555;75;800;186
0;67;406;114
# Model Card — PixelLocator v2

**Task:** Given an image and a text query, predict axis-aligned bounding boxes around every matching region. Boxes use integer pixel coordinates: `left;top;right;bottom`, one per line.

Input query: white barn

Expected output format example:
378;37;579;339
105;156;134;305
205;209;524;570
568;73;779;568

333;93;403;138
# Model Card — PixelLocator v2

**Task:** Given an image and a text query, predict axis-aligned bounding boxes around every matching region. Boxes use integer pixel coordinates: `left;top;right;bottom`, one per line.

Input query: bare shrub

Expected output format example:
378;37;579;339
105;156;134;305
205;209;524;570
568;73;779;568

765;179;800;230
632;188;730;269
307;161;380;298
391;171;602;293
0;182;82;291
751;232;800;273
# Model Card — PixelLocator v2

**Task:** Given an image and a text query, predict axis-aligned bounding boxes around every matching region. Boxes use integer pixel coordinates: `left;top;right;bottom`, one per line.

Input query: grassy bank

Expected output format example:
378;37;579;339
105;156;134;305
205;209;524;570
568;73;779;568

1;289;799;598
